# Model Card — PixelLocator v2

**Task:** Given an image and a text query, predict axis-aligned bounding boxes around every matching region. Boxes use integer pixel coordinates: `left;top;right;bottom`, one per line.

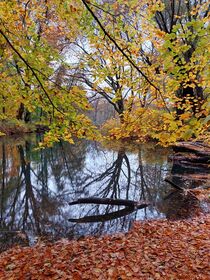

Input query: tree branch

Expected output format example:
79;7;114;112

69;197;149;208
0;29;64;115
81;0;160;92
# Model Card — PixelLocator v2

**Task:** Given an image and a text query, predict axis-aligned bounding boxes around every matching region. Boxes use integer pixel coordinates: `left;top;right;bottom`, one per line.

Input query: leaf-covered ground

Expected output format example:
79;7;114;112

0;214;209;280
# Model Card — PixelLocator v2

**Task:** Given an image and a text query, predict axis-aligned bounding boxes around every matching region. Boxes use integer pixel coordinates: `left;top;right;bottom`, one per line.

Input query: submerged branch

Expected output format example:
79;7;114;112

69;197;149;208
165;178;183;191
165;178;199;200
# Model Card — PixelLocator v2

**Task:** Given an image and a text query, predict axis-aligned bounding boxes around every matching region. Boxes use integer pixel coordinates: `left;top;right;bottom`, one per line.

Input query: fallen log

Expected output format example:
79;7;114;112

170;173;210;181
172;141;210;157
69;197;149;208
169;153;210;165
169;142;210;183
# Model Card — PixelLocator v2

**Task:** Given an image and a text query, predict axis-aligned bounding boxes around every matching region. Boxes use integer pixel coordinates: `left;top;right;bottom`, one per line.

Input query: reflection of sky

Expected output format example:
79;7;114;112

0;139;171;243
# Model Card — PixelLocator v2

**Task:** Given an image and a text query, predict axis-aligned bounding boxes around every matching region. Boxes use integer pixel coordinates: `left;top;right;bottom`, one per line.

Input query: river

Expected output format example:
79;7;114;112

0;134;209;251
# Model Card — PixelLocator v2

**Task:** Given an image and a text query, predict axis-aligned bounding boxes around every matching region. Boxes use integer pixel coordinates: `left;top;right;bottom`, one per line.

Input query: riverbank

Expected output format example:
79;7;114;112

0;120;49;136
0;213;209;280
0;120;35;136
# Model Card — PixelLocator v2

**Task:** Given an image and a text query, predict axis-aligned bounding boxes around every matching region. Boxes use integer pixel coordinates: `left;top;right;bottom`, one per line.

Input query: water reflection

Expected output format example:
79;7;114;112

0;135;209;251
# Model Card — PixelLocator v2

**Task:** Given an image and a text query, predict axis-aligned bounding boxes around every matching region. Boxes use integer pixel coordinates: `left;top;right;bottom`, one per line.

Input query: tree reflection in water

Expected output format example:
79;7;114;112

1;135;207;251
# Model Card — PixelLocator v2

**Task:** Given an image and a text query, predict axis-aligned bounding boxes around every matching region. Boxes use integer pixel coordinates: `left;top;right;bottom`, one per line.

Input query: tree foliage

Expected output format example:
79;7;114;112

0;0;209;145
68;0;210;144
0;0;96;145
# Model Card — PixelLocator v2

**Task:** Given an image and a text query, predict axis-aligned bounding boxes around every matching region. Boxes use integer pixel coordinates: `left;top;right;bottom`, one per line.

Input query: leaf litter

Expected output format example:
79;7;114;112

0;212;209;279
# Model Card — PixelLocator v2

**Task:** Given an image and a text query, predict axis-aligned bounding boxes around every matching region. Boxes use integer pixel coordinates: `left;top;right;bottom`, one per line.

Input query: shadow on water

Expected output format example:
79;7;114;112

0;135;209;252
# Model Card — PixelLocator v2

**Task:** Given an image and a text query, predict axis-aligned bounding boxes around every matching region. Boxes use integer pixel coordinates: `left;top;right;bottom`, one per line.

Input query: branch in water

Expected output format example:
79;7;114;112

69;197;149;208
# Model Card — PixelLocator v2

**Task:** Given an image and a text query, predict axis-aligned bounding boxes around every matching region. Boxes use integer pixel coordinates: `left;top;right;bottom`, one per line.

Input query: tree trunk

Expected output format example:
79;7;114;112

16;103;24;120
176;85;204;116
117;99;124;123
24;110;31;123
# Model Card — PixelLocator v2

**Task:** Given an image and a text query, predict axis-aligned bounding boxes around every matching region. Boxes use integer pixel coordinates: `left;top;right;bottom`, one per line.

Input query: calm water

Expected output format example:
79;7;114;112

0;135;209;251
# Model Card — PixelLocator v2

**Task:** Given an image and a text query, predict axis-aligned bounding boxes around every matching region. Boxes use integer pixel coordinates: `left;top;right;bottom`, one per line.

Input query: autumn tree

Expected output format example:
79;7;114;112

0;0;96;144
154;0;209;113
0;0;209;145
71;32;147;123
65;0;209;144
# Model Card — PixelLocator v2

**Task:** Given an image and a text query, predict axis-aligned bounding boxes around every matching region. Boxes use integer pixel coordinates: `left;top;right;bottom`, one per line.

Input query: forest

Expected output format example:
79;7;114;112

0;0;209;145
0;0;209;279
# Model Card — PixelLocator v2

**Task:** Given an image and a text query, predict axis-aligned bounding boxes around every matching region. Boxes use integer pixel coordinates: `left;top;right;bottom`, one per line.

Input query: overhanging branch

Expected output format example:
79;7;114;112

0;29;64;115
81;0;159;92
81;0;171;113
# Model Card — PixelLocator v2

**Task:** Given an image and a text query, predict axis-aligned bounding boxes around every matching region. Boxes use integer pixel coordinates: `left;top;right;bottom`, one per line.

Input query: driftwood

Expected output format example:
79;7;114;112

69;197;149;208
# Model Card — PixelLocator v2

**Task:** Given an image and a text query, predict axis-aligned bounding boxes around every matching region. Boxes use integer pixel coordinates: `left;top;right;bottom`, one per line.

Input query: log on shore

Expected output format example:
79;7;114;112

172;141;210;157
168;153;210;165
170;142;210;174
170;173;210;181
